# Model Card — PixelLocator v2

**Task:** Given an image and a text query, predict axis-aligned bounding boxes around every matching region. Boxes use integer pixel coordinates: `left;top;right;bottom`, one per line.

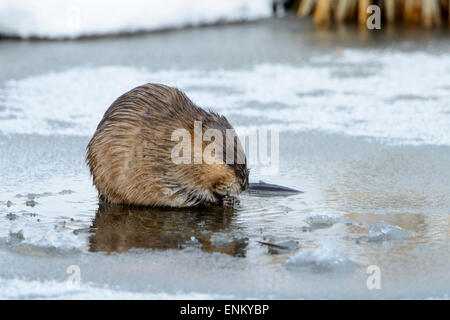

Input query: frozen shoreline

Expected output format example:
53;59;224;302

0;0;273;39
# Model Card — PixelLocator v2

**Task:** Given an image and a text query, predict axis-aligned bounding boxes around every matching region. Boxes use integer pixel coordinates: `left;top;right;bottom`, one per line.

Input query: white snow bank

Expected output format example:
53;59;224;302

0;0;273;39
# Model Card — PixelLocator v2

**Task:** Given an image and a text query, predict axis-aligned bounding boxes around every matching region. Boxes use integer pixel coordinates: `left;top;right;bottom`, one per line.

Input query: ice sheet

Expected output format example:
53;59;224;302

1;50;449;145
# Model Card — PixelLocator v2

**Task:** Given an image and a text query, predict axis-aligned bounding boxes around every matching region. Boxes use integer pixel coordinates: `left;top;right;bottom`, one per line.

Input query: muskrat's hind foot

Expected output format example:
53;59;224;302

221;197;240;208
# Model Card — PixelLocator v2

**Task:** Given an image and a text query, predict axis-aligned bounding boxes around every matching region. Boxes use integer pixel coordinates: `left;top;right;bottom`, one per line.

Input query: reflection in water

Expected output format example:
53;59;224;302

89;203;248;257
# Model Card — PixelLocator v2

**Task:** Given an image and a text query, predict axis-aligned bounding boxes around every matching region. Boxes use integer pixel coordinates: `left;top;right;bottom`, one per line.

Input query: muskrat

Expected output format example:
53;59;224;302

86;83;249;208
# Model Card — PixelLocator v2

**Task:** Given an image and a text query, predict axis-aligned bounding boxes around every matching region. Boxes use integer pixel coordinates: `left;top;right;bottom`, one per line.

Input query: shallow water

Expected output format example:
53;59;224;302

0;16;449;299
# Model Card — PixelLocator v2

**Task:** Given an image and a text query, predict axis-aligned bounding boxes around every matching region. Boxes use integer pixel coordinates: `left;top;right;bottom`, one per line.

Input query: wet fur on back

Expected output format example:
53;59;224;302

86;83;249;207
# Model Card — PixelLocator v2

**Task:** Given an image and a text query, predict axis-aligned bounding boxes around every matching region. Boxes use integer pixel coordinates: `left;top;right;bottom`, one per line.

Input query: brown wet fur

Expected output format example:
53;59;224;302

86;83;249;207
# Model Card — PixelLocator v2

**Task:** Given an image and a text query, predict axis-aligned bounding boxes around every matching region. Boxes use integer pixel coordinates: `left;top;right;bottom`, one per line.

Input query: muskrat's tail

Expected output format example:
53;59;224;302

247;181;303;196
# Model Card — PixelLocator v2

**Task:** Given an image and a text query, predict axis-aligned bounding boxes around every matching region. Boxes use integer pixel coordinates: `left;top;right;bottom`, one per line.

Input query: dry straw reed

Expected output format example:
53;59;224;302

296;0;449;27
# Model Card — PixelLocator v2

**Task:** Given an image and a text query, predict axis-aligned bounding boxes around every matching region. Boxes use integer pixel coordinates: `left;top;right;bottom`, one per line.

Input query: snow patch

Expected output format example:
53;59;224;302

0;0;273;39
0;278;235;299
1;50;449;145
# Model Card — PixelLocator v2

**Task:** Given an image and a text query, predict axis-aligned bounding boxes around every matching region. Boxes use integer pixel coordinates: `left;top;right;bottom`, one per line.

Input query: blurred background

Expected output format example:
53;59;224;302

0;0;449;299
1;0;449;39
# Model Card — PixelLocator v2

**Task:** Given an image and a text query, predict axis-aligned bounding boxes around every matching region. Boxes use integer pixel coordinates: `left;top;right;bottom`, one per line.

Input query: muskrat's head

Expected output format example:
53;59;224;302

177;112;249;207
207;161;249;208
209;131;249;207
232;163;250;193
209;164;248;207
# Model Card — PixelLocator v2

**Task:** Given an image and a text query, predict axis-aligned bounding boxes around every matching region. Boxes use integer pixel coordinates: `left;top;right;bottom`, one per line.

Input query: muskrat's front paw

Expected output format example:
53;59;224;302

221;197;239;208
